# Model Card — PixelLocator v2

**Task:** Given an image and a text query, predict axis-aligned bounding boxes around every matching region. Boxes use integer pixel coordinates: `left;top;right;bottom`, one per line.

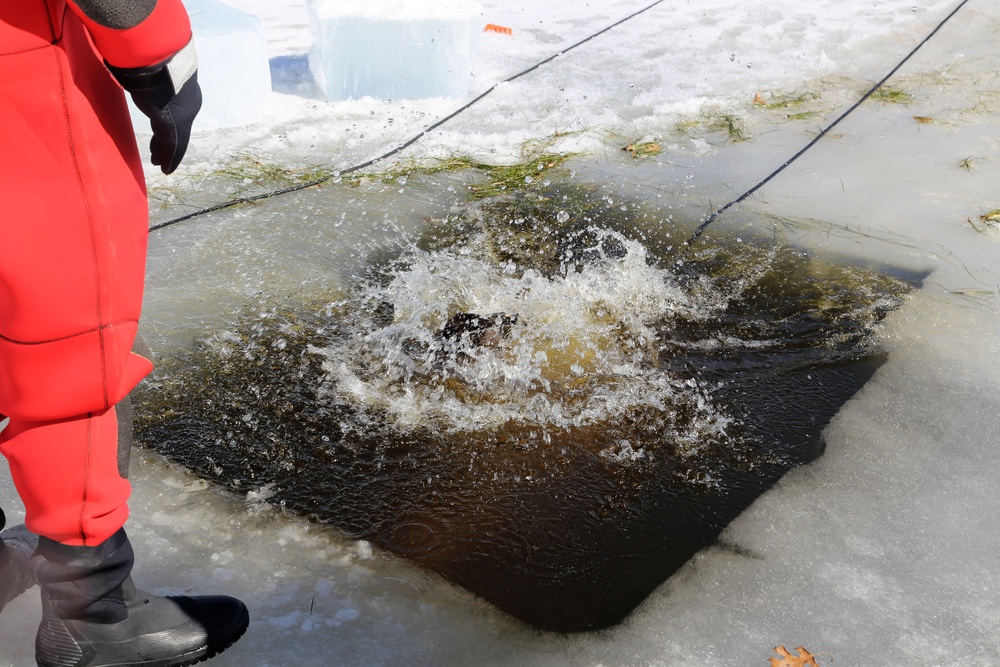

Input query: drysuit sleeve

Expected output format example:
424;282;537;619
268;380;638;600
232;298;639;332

65;0;202;174
64;0;193;69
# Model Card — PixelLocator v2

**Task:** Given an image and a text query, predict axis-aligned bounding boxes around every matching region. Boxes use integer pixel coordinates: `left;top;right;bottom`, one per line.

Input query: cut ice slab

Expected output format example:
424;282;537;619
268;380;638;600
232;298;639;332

306;0;483;100
127;0;272;131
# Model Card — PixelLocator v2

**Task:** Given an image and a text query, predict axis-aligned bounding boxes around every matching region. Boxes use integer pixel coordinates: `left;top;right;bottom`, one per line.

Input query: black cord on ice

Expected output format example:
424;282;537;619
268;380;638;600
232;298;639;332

686;0;973;243
150;0;672;233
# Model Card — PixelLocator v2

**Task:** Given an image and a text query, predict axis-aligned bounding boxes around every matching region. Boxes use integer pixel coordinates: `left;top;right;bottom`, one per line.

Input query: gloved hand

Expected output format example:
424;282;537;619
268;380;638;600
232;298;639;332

108;44;202;175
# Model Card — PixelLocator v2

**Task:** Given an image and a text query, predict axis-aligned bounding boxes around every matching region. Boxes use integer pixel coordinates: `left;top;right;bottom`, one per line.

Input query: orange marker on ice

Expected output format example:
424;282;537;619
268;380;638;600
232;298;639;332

484;23;513;35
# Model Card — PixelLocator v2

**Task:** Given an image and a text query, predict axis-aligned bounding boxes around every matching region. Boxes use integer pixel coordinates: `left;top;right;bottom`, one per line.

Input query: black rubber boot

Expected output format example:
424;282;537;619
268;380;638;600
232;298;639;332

35;528;249;667
0;507;40;612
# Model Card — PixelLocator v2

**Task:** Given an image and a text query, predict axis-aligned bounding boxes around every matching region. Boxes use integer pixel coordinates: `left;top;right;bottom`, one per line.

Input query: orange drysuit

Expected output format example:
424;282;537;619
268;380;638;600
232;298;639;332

0;0;193;546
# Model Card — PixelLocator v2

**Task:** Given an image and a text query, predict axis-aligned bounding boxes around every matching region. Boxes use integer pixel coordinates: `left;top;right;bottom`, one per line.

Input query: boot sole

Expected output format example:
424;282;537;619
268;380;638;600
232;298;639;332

149;603;251;667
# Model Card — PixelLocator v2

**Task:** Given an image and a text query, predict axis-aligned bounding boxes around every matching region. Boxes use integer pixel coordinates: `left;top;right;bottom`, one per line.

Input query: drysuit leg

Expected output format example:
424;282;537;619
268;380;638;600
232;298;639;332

0;338;149;548
0;408;130;547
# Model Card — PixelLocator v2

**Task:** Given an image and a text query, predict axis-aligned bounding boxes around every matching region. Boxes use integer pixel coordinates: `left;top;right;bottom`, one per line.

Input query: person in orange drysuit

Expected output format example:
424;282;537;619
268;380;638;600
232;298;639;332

0;1;249;665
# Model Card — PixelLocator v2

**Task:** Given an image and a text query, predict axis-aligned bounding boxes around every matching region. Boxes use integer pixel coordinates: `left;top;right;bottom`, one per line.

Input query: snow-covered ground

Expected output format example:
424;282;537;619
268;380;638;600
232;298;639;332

5;0;1000;664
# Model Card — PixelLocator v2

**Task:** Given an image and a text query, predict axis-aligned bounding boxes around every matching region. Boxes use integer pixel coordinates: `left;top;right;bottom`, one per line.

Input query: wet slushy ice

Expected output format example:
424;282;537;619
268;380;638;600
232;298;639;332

135;172;914;632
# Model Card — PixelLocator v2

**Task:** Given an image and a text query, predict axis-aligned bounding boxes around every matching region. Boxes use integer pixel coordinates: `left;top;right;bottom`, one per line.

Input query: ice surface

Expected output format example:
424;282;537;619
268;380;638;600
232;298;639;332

6;0;1000;665
128;0;272;131
306;0;483;100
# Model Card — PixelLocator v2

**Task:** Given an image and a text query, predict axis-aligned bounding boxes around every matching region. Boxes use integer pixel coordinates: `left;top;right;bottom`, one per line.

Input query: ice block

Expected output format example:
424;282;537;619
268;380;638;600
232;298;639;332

307;0;483;101
128;0;272;131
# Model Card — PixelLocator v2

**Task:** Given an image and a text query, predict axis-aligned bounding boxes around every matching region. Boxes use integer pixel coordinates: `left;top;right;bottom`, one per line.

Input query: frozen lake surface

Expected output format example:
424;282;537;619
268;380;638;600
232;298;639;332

5;0;1000;665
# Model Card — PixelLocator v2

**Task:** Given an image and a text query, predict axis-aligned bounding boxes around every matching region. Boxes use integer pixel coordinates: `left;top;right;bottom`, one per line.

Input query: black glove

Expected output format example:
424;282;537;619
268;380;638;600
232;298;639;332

108;46;203;175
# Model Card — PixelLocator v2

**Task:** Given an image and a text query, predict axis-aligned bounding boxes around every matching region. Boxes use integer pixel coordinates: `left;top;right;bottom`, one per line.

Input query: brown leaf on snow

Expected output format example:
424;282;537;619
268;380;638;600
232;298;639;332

769;645;822;667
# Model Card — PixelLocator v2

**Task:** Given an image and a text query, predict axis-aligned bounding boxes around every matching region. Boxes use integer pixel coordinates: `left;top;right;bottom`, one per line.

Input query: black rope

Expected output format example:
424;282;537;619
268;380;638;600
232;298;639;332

687;0;973;243
150;0;672;232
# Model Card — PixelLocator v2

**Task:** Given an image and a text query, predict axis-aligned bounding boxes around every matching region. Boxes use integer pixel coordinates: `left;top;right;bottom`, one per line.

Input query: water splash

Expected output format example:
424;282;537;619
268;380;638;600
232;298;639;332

317;226;730;450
